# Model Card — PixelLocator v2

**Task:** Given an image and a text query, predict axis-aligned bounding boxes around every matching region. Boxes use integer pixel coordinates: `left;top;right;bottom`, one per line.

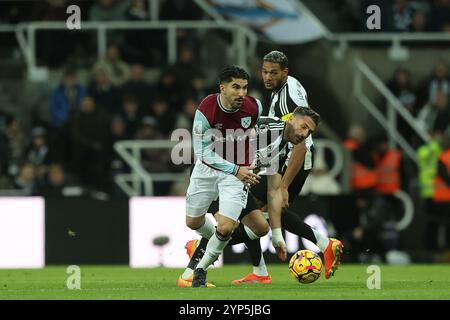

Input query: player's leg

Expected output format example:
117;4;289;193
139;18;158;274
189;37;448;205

181;194;268;285
229;193;270;244
179;163;219;288
230;177;272;284
285;167;344;279
192;174;247;288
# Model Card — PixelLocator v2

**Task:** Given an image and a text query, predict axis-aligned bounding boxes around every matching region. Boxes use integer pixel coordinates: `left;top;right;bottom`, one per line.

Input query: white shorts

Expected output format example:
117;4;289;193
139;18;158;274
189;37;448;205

186;161;248;221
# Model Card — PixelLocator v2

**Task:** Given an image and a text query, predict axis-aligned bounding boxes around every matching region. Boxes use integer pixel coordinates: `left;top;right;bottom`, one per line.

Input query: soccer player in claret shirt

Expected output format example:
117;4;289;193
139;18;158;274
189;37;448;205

180;52;344;285
184;66;268;288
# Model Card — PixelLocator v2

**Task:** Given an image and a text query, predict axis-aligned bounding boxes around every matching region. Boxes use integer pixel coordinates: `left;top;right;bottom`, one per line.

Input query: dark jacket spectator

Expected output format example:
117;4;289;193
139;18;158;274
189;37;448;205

417;61;450;110
120;96;142;139
38;164;66;198
50;69;86;128
429;0;450;32
149;97;177;137
88;68;121;114
120;64;154;110
70;96;111;190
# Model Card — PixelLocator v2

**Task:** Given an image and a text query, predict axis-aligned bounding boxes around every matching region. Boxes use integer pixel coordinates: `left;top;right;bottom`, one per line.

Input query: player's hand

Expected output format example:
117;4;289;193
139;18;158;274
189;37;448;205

273;241;287;261
271;228;287;261
281;187;289;209
236;166;261;186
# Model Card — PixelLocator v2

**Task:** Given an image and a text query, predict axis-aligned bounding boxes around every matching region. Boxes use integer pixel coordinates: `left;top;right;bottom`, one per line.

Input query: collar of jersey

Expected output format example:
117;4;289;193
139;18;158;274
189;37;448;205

217;94;240;113
272;80;288;97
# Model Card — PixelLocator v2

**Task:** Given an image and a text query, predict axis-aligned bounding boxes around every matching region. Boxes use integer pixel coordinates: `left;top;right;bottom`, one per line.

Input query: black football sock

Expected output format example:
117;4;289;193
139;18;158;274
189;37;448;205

228;223;252;245
245;238;263;267
282;209;318;244
187;237;208;269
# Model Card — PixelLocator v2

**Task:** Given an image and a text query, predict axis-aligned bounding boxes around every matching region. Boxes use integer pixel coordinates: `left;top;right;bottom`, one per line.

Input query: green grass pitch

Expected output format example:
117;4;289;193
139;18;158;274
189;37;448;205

0;265;449;300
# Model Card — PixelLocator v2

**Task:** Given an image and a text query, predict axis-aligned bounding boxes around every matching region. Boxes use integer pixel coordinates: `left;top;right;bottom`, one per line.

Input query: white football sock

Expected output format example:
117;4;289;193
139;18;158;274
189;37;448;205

195;218;215;240
252;255;269;276
244;225;260;240
313;228;330;252
182;268;193;280
196;232;230;270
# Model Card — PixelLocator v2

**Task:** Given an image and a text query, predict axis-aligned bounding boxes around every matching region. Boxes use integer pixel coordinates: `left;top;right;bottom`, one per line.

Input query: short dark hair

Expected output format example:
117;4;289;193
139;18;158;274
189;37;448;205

293;106;321;128
263;51;288;69
218;66;249;84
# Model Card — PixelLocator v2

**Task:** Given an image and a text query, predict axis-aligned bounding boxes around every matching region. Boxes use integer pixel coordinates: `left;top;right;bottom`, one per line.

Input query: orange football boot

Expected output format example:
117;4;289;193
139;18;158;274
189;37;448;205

231;273;272;284
185;239;199;259
323;238;344;279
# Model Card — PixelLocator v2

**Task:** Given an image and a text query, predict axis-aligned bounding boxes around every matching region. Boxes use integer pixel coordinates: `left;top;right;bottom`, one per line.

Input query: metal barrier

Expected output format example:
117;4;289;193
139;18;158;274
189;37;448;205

353;57;431;163
13;20;258;81
330;32;450;60
114;138;344;196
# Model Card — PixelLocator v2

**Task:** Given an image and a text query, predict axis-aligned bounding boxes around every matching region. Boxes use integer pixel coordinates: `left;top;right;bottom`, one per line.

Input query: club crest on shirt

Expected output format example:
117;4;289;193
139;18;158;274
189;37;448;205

241;116;251;129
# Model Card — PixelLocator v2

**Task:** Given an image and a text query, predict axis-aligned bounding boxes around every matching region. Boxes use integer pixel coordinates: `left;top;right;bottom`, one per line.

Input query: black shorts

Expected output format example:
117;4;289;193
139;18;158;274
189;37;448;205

207;191;261;220
249;148;314;204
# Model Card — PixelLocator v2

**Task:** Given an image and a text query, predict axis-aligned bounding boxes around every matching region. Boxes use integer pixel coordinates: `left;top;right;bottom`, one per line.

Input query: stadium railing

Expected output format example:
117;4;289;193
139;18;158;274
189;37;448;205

329;32;450;60
13;20;258;81
353;57;431;163
114;138;344;196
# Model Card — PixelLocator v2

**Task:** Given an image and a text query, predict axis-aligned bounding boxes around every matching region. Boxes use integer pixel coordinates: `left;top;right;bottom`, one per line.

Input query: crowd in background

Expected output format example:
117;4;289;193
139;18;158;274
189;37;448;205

0;0;449;262
335;0;450;32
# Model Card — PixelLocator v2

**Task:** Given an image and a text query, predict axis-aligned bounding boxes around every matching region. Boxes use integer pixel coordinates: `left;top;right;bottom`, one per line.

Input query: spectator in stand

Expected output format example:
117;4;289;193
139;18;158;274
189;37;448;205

417;61;450;109
38;164;67;198
387;68;418;114
26;127;51;183
417;91;450;134
108;115;129;198
88;68;121;114
429;0;450;32
386;68;418;141
94;44;130;87
88;0;128;21
89;0;129;45
126;0;147;20
157;68;183;111
0;125;11;185
159;0;203;47
50;68;86;128
123;0;155;64
173;45;202;90
70;96;111;191
14;163;36;196
388;0;418;32
175;97;197;131
149;97;177;137
184;70;210;103
429;132;450;252
5;115;28;178
121;64;154;110
120;96;141;139
410;10;429;32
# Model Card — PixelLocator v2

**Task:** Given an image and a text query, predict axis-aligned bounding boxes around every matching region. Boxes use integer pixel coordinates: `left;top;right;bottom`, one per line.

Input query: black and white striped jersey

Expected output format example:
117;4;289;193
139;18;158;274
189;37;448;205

252;116;289;176
266;75;313;170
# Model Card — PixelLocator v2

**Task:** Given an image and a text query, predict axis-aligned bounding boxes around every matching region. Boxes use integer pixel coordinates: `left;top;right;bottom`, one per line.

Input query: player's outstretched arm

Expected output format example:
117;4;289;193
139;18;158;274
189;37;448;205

267;173;287;261
280;140;306;208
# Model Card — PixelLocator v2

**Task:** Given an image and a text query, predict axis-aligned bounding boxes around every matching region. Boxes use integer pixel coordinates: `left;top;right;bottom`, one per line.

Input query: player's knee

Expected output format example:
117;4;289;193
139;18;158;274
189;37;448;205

186;216;203;230
216;223;234;238
255;222;270;237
